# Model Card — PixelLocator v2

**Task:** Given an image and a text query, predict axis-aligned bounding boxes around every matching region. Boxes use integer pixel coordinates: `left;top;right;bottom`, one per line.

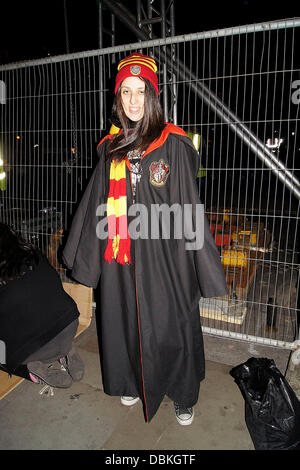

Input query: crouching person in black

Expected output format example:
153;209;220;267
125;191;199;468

0;222;84;388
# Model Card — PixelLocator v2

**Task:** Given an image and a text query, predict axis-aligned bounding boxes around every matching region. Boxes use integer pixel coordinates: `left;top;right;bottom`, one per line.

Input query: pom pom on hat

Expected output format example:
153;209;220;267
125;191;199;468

115;53;159;95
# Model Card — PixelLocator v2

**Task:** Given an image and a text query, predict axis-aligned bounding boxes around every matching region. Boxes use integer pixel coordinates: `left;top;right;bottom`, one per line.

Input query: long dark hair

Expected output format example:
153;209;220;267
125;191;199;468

106;78;165;161
0;223;40;286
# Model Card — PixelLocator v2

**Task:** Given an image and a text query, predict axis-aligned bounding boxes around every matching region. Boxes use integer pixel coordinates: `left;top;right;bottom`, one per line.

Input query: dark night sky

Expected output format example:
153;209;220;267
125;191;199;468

0;0;298;65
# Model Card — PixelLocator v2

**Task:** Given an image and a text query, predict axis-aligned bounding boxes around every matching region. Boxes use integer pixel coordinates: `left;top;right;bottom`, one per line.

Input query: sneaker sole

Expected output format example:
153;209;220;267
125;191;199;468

175;412;195;426
120;397;140;406
28;371;72;389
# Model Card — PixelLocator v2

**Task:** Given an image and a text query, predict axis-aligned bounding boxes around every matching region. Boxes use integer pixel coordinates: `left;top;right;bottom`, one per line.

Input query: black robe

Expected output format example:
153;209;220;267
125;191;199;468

63;123;228;422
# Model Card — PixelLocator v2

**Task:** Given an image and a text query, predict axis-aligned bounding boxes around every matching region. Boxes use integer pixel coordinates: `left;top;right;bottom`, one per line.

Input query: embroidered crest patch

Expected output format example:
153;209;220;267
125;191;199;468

130;65;141;76
149;159;170;187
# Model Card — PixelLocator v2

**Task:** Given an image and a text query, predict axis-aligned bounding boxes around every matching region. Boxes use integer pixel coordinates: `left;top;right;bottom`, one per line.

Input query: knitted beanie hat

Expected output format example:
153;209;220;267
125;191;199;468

114;52;159;95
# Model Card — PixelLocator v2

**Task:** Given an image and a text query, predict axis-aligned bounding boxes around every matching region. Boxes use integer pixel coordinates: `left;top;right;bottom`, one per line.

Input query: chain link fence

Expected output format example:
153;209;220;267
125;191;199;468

0;18;299;353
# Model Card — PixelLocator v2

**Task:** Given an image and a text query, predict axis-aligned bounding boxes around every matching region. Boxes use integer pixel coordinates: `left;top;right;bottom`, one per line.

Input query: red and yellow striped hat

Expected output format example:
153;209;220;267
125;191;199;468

115;52;159;95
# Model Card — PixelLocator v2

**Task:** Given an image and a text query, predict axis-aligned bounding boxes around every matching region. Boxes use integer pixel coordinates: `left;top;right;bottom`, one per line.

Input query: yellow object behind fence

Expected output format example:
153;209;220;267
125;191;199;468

222;249;248;268
232;230;257;246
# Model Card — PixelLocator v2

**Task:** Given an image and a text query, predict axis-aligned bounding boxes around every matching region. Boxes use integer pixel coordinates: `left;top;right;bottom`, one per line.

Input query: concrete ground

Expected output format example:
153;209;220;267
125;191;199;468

0;311;298;451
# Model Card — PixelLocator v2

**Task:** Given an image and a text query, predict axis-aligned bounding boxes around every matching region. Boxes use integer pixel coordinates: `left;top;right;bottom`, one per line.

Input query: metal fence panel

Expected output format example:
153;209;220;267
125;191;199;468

0;19;299;349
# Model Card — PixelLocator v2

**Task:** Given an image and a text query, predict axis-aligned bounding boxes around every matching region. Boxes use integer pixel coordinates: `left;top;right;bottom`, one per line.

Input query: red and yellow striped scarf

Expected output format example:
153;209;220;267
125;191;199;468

104;157;131;265
102;122;187;265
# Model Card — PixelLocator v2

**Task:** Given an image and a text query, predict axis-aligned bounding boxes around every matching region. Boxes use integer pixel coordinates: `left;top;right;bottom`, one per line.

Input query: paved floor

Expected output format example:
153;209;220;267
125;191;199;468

0;313;297;451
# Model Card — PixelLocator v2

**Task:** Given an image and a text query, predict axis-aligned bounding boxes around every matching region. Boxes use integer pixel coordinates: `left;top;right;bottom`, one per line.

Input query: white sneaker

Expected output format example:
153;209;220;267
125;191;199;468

174;403;194;426
120;396;140;406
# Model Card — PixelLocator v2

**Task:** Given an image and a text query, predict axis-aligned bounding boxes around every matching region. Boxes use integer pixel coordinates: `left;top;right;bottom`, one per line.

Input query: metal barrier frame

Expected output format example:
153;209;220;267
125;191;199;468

1;17;299;360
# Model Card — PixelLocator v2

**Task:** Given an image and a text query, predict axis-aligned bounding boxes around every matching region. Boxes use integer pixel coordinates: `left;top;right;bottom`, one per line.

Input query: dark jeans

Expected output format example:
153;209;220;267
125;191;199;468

22;319;79;364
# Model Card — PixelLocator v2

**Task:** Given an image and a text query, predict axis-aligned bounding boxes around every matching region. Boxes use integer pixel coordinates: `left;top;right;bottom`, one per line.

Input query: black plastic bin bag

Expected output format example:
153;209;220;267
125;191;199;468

230;357;300;450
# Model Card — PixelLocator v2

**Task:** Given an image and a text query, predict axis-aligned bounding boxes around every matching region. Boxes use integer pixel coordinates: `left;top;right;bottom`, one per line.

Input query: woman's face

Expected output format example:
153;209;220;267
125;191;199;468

120;76;145;122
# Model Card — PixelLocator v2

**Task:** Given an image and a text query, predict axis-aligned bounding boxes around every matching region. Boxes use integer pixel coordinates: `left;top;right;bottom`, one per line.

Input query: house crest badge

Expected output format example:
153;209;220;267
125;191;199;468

130;65;141;76
149;159;170;187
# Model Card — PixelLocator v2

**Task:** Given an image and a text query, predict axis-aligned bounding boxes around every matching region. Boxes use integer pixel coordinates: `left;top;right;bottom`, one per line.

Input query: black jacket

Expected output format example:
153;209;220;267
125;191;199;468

0;253;79;372
63;123;228;422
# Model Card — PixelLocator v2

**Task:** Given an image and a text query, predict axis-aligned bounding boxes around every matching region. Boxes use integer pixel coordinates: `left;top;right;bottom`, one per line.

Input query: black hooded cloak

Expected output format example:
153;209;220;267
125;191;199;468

63;123;228;422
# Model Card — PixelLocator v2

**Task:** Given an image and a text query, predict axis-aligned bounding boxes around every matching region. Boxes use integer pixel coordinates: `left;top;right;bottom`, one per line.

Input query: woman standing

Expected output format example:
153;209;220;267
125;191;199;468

63;53;227;425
